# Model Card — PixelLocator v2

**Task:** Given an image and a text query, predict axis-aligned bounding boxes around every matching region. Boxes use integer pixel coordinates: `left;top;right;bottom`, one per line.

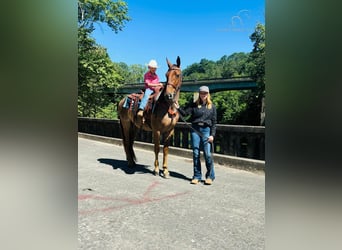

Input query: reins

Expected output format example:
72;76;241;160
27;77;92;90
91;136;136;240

177;109;214;154
165;66;211;147
177;112;206;140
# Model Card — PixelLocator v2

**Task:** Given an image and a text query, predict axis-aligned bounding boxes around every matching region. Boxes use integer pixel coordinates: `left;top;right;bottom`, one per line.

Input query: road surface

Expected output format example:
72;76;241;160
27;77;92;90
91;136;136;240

78;137;265;249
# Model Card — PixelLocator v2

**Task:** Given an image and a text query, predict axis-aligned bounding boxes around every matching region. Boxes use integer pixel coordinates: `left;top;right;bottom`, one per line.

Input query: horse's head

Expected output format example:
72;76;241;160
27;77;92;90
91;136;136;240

164;56;182;104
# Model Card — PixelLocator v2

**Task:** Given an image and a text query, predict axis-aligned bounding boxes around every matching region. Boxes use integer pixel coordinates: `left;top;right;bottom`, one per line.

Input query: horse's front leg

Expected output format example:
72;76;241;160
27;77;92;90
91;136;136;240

153;131;160;176
162;130;174;179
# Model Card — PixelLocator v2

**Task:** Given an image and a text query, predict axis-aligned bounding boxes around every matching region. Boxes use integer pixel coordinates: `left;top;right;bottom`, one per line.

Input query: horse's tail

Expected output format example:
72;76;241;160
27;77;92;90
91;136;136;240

117;101;120;119
119;112;137;164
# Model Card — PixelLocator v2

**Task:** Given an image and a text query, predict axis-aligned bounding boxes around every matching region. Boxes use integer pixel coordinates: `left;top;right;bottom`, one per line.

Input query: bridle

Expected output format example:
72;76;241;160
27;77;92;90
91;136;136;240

158;65;182;116
165;66;182;95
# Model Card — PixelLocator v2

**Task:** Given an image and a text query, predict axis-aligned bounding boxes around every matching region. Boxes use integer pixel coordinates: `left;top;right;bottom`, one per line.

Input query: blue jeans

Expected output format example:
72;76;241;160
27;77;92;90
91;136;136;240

138;88;154;110
191;125;215;181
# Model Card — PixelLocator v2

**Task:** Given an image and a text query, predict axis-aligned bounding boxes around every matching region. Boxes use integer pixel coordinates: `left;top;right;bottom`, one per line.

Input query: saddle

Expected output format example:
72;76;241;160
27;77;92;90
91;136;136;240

122;86;163;114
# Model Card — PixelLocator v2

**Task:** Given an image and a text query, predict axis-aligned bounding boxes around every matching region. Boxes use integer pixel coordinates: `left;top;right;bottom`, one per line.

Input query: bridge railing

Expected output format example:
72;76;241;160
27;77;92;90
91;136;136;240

78;117;265;160
115;77;257;94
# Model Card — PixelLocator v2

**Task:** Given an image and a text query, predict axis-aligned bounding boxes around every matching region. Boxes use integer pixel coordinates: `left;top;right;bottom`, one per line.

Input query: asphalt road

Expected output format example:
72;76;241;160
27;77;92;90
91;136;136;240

78;137;265;250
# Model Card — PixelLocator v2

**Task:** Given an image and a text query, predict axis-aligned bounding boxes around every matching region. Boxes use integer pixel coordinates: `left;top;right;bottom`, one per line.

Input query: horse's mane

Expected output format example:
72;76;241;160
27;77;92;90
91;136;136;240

157;84;167;105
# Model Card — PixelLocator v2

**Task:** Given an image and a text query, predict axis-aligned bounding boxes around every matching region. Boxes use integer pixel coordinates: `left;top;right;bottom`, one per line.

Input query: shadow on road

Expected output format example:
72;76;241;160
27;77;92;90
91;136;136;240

168;171;192;181
98;158;153;175
97;158;191;181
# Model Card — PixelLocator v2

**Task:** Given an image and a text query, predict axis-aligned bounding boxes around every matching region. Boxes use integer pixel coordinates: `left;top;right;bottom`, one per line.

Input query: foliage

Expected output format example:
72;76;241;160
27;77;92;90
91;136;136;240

243;23;266;125
182;53;251;81
212;91;248;124
78;28;124;117
178;24;266;125
178;24;265;125
78;0;131;33
77;3;265;126
95;102;118;119
218;53;252;78
248;23;265;97
78;0;131;117
182;59;222;80
117;63;145;84
179;52;252;124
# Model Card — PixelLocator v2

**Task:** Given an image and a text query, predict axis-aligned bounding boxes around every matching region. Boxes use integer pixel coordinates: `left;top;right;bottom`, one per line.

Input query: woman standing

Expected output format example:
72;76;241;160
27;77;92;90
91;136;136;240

177;86;217;185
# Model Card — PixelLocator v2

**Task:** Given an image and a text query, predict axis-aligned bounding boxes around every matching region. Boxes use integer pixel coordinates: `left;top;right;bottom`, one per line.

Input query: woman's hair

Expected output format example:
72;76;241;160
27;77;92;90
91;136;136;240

195;93;212;109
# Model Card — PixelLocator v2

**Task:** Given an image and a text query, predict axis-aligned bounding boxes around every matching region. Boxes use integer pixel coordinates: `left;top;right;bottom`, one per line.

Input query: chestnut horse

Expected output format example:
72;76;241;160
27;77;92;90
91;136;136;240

117;56;182;178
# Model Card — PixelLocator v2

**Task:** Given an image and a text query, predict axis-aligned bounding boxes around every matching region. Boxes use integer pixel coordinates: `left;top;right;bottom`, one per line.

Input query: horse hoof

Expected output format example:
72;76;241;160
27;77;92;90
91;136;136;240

154;170;159;176
163;171;170;179
128;162;136;168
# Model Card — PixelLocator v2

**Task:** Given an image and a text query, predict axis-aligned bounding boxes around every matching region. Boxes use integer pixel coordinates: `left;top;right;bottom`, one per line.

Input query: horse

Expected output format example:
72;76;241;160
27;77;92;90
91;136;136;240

117;56;182;178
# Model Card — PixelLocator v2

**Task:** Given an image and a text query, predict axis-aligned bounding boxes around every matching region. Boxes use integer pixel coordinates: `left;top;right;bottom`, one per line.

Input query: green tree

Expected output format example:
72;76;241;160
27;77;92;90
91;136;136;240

78;0;131;33
218;53;251;78
78;0;131;117
249;23;265;95
179;52;253;124
242;23;266;125
117;63;145;84
128;64;145;83
212;91;248;124
182;59;222;80
78;28;124;117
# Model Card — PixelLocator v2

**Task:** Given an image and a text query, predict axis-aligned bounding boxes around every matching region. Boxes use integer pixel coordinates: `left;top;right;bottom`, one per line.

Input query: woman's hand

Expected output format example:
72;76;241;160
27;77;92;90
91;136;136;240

207;136;214;143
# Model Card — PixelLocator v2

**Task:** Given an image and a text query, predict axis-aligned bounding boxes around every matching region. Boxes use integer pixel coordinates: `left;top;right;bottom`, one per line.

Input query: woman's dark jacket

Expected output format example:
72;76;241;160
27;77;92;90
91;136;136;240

178;102;217;137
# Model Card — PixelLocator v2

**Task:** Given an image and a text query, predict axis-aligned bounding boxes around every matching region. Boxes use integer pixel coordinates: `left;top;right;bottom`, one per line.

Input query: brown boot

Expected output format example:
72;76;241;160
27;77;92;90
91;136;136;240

204;178;212;185
137;109;144;117
190;179;200;185
136;110;144;127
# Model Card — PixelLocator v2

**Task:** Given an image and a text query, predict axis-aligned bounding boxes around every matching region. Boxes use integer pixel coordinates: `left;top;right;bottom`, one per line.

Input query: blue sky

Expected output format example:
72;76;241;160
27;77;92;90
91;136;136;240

91;0;264;80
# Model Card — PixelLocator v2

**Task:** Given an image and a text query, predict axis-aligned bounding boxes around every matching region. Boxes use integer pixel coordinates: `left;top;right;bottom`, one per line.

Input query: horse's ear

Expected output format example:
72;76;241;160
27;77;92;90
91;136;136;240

176;56;181;68
166;57;173;69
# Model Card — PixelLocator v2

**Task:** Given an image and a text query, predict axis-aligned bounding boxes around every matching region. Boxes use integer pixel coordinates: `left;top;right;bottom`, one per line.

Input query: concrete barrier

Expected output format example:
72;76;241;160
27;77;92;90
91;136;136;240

78;132;265;173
